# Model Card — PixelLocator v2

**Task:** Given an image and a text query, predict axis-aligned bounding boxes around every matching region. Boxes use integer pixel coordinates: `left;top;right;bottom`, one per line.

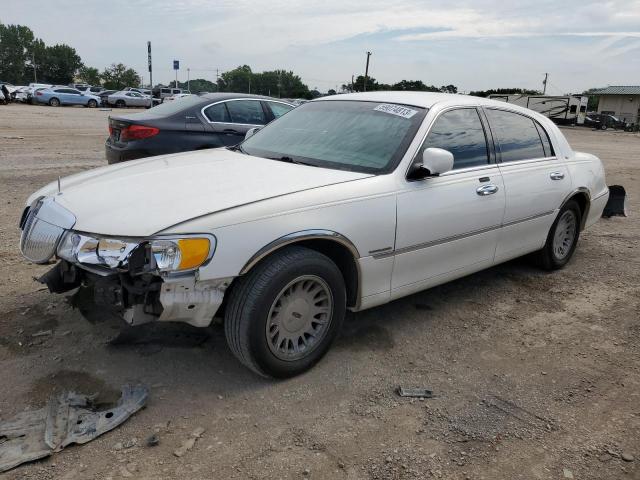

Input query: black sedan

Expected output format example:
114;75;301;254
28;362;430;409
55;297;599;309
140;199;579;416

105;93;294;164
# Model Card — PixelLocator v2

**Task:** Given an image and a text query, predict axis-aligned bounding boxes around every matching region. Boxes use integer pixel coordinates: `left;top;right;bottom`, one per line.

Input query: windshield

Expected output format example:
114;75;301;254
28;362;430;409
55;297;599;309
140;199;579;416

241;100;427;174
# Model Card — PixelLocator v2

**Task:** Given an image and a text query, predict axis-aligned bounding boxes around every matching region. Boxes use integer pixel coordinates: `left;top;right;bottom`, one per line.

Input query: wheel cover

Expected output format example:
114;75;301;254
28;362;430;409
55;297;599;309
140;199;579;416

552;210;577;260
266;275;333;361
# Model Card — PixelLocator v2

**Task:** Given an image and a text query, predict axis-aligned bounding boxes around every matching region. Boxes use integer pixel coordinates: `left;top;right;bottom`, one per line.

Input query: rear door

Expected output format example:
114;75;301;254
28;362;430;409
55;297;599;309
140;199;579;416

202;99;268;146
485;108;570;262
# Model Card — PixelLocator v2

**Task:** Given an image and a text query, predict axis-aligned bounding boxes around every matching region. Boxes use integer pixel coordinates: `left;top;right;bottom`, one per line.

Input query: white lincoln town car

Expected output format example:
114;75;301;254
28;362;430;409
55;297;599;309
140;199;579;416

20;92;610;377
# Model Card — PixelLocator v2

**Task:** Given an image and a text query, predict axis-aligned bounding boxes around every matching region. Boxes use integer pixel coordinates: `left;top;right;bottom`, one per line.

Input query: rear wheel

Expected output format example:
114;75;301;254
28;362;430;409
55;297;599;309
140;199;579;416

224;246;346;378
535;200;581;270
87;99;97;108
49;98;60;107
116;100;126;108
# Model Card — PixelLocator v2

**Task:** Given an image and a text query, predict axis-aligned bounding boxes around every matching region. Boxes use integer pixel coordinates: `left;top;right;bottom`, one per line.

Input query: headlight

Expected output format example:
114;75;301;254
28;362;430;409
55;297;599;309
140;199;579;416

150;238;212;272
57;232;215;273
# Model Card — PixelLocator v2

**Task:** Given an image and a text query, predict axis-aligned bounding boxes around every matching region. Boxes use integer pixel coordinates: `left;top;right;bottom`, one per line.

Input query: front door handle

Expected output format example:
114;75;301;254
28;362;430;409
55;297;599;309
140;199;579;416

476;184;499;196
550;171;565;180
223;129;239;134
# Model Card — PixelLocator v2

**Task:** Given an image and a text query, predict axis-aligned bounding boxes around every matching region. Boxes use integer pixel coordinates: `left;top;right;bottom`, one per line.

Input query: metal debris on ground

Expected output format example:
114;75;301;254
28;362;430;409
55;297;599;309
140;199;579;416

396;387;434;398
0;384;148;473
173;427;205;457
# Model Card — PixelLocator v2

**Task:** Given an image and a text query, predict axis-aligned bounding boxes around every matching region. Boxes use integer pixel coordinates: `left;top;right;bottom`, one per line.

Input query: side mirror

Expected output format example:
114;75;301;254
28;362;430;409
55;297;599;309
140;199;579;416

245;127;261;140
412;148;454;179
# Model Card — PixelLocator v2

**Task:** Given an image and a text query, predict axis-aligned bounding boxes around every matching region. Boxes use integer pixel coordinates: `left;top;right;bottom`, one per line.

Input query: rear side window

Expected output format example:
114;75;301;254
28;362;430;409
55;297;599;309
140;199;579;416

486;109;545;162
226;100;266;125
266;101;293;118
204;102;231;122
421;108;489;170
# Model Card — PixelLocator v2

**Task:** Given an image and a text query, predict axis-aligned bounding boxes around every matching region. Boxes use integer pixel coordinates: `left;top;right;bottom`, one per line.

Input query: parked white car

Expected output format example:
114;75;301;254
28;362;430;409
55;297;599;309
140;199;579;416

107;90;154;108
19;92;610;377
163;93;192;102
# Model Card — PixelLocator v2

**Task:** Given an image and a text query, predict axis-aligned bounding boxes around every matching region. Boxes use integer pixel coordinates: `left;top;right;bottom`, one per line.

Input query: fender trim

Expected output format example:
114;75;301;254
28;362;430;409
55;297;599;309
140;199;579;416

559;187;591;230
239;229;361;275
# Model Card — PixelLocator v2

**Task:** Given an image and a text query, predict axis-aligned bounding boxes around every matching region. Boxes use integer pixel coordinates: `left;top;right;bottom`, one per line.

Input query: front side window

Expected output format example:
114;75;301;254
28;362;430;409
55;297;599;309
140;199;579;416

419;108;489;170
241;100;427;173
204;102;231;122
267;101;294;118
226;100;266;125
486;109;545;162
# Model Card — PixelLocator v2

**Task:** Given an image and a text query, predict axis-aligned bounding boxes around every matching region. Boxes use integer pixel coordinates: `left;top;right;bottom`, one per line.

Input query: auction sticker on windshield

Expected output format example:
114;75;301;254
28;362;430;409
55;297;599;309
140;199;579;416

373;104;418;119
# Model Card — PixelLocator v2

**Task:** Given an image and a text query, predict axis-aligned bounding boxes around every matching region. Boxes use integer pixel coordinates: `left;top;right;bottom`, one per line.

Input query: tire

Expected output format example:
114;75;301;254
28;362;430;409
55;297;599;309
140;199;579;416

87;99;97;108
600;124;607;130
224;246;346;378
116;100;126;108
49;98;60;107
535;200;581;270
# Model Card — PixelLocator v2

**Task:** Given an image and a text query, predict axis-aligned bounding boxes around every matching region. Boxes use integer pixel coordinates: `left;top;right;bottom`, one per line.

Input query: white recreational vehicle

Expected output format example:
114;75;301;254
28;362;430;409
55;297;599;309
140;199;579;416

487;94;588;125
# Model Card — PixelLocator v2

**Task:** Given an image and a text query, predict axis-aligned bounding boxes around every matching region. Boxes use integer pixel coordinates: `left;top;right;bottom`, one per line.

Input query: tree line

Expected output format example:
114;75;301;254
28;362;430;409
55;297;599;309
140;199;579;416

341;76;458;94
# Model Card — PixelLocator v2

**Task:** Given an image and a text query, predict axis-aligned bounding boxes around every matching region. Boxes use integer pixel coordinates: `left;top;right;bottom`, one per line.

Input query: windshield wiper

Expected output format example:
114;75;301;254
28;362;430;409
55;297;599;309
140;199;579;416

267;156;317;167
227;144;247;154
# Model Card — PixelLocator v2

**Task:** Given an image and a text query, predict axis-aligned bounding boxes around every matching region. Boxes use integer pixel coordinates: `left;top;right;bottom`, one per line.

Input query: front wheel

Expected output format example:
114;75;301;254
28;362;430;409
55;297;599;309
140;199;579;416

116;100;126;108
224;246;346;378
535;200;581;270
87;99;97;108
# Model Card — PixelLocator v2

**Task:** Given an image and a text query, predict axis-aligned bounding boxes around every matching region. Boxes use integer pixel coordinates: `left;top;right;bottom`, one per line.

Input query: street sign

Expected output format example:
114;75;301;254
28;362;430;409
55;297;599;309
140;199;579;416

147;42;152;72
173;60;179;70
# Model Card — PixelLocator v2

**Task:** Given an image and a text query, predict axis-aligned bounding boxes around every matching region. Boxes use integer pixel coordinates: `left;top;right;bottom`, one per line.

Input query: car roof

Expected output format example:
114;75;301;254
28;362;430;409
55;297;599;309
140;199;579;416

315;91;531;110
199;92;293;104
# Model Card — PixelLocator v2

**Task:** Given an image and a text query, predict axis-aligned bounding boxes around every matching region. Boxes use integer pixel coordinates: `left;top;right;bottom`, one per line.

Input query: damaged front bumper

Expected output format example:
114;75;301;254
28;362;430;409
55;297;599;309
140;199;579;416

39;261;230;327
21;197;230;327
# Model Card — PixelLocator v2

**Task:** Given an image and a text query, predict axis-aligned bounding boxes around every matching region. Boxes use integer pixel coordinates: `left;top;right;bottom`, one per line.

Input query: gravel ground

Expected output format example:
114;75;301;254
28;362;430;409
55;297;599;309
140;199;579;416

0;104;638;480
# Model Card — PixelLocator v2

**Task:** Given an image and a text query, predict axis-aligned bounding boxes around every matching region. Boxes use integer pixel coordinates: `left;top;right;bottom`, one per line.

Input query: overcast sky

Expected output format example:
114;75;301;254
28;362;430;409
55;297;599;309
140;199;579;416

4;0;640;92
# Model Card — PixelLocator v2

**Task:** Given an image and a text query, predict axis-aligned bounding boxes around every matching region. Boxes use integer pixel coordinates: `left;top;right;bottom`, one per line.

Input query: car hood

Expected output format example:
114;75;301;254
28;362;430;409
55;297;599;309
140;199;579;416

31;149;371;236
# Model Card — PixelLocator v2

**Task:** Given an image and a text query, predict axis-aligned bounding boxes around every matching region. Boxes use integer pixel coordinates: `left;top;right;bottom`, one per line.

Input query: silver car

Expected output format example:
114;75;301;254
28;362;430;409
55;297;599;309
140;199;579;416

108;91;153;108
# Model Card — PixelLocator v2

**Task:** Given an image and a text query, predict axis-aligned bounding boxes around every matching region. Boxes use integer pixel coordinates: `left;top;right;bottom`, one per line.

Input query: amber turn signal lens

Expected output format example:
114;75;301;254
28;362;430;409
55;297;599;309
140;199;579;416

177;238;211;270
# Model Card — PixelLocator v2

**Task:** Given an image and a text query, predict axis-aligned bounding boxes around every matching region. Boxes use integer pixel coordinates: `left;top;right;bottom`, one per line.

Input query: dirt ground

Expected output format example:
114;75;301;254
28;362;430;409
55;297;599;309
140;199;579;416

0;103;638;480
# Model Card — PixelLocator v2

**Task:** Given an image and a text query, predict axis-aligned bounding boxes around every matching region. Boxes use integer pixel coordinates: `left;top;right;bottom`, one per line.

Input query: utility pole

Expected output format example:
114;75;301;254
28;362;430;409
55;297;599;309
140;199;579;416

248;76;251;94
543;72;548;94
147;41;152;89
32;52;37;83
363;51;372;92
278;71;282;98
351;74;354;92
187;68;190;91
215;68;219;92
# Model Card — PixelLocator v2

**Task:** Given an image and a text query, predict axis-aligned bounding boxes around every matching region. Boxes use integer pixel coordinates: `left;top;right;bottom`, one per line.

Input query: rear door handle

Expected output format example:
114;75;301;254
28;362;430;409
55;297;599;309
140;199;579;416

476;184;499;196
550;171;565;180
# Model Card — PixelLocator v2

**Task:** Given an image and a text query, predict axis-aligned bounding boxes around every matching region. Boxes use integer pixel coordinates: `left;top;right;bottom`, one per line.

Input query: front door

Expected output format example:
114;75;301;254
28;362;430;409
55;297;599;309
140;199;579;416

392;107;506;296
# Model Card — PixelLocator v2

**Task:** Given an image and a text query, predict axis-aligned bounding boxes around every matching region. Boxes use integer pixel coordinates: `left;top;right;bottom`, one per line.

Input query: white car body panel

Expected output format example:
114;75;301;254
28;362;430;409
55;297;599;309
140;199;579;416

21;91;610;327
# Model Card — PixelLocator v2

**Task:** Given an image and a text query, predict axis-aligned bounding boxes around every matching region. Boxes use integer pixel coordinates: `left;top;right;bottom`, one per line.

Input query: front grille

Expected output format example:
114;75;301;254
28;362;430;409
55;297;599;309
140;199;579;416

19;198;76;264
20;215;65;263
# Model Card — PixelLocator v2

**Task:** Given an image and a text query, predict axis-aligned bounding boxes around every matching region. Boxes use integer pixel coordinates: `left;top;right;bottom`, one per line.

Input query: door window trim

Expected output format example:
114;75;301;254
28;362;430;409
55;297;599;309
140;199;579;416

405;105;494;181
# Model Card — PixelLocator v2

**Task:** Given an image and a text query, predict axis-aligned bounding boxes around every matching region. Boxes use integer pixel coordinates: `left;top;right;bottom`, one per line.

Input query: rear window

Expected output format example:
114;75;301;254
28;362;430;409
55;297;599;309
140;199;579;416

147;95;203;114
486;109;546;162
